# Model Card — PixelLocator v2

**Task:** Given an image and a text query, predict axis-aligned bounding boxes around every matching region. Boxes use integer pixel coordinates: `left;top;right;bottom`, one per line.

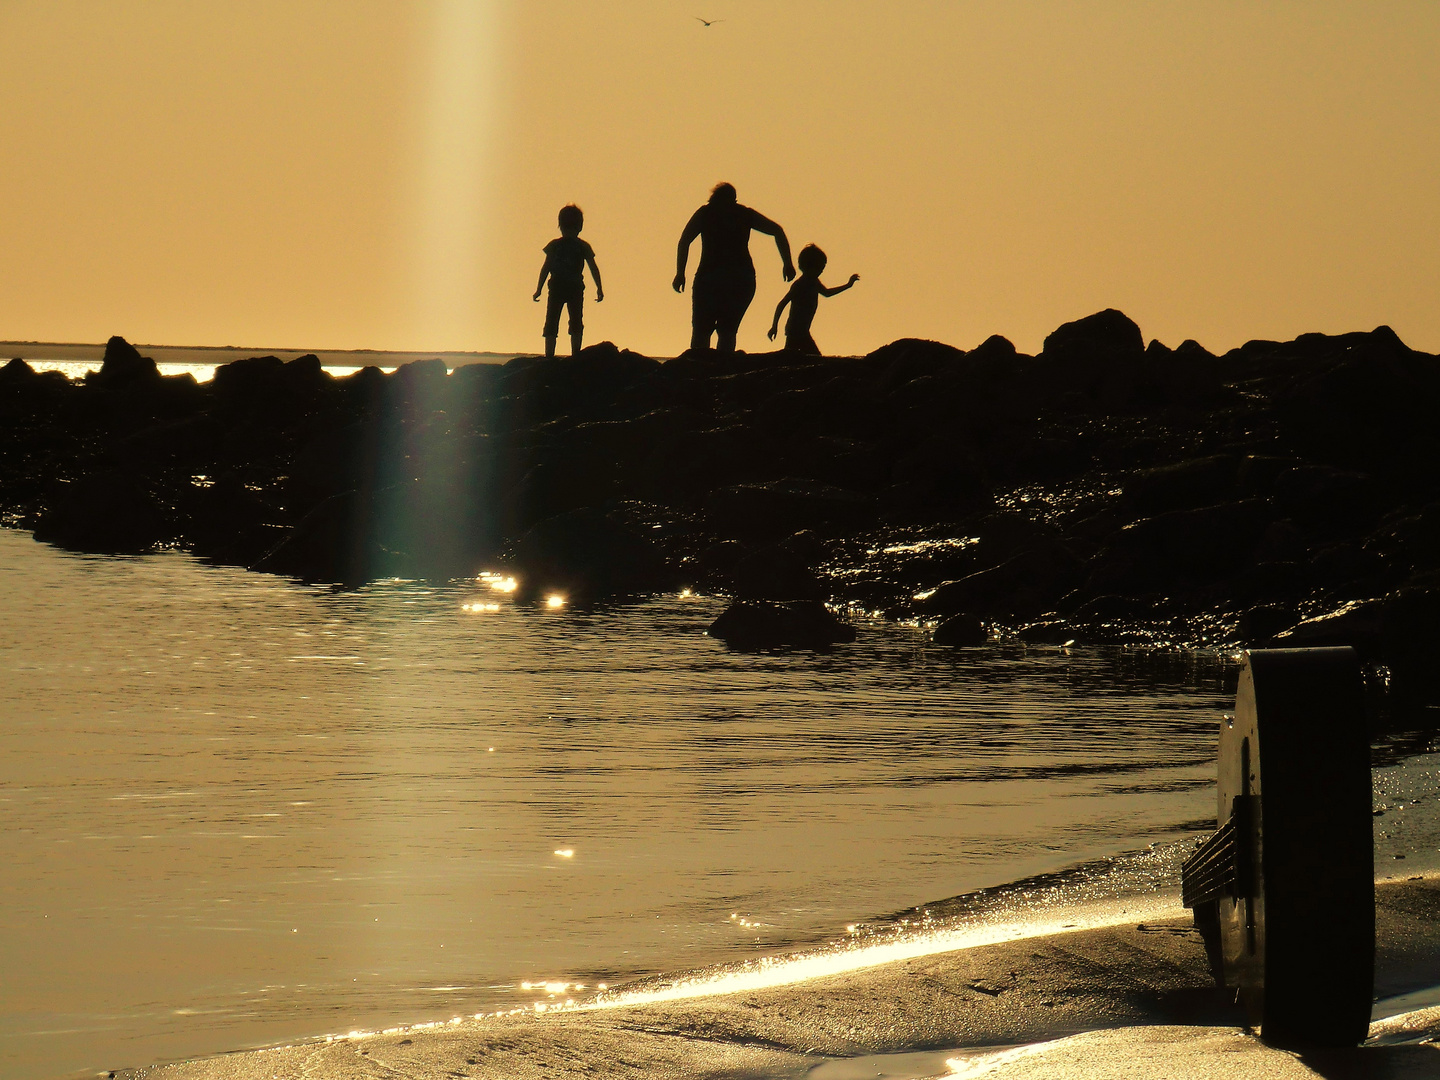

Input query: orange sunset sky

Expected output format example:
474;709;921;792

2;1;1438;357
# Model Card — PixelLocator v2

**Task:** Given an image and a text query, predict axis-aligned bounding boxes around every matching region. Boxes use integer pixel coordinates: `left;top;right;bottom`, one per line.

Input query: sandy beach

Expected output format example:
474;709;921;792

122;874;1440;1080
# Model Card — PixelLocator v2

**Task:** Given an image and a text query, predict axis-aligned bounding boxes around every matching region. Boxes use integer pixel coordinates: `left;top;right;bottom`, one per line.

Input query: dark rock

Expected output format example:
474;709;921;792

1042;309;1144;359
1067;593;1147;623
252;489;373;584
707;599;856;650
1123;455;1243;517
1087;499;1276;595
1273;466;1382;535
1018;619;1075;644
213;355;286;403
90;336;160;386
32;471;168;554
727;543;826;601
705;480;875;539
1237;604;1301;645
501;506;675;600
933;613;987;646
0;358;37;386
1309;542;1394;594
922;543;1085;621
396;358;449;398
969;335;1017;363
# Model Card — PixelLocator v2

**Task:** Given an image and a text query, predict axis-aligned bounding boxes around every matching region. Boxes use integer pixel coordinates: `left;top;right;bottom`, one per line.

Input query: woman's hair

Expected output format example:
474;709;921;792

558;204;584;234
708;182;737;205
797;243;827;274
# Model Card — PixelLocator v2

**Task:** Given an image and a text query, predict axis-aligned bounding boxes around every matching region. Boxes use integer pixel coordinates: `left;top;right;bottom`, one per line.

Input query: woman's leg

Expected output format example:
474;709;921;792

714;273;756;353
690;284;717;351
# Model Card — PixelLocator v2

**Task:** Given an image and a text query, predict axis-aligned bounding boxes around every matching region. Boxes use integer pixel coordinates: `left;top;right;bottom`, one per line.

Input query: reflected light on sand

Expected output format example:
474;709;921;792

545;594;566;609
553;848;574;858
461;601;501;613
572;896;1180;1014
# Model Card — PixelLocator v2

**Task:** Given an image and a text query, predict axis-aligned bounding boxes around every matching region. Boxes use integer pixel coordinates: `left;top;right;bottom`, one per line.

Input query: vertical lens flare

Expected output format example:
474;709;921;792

411;0;502;348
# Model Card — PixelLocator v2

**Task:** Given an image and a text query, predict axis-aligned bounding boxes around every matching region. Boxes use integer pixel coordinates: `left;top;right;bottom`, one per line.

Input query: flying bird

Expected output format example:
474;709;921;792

695;17;723;26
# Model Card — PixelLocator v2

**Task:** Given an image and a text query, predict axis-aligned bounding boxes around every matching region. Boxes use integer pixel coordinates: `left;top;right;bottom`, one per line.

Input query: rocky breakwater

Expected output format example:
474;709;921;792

4;316;1440;712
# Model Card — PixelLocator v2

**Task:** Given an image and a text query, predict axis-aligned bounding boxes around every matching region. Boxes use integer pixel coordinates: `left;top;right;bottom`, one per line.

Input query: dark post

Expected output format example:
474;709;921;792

1182;647;1373;1046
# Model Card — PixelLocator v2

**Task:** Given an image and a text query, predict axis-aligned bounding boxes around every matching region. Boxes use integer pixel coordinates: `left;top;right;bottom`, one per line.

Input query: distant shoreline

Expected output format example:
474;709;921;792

0;340;531;367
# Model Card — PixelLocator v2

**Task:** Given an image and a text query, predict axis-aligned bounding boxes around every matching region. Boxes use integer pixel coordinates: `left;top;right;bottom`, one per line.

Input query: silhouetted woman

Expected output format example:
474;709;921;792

673;183;795;353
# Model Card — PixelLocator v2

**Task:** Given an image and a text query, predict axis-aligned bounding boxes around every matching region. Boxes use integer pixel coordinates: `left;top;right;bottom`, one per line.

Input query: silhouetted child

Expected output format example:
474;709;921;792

533;204;603;358
767;244;857;355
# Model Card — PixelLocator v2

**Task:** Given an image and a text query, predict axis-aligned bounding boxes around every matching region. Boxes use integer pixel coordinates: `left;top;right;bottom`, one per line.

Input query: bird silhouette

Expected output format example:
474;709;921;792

695;16;723;26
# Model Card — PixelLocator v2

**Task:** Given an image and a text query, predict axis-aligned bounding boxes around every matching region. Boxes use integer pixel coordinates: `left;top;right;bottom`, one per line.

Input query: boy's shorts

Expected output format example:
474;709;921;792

544;286;583;337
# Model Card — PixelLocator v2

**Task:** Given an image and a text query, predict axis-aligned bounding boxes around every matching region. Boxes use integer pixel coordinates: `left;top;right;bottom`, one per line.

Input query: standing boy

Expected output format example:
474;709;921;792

533;204;603;358
766;244;858;355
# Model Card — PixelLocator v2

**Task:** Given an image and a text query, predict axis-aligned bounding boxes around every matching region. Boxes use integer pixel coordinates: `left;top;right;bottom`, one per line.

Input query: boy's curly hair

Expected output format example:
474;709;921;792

797;244;827;274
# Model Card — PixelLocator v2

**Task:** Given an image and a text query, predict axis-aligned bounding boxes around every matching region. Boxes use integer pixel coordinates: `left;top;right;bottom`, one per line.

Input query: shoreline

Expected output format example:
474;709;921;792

127;875;1440;1080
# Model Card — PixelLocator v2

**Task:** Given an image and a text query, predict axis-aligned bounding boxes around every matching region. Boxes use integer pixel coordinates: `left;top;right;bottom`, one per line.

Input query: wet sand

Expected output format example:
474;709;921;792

129;875;1440;1080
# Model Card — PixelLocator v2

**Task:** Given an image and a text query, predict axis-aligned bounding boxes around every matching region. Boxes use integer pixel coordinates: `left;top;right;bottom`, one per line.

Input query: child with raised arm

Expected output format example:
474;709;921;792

766;244;858;355
533;204;603;358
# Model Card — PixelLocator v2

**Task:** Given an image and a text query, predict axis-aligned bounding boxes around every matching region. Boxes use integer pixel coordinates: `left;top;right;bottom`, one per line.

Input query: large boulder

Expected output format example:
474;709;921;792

32;470;168;554
1042;309;1144;359
707;599;856;650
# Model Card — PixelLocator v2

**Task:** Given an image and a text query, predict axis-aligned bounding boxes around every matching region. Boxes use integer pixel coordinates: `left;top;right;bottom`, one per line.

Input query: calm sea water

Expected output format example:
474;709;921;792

1;529;1240;1078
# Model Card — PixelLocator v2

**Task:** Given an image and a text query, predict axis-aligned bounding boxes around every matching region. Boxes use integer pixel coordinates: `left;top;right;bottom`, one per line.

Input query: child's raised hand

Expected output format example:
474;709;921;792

848;274;860;284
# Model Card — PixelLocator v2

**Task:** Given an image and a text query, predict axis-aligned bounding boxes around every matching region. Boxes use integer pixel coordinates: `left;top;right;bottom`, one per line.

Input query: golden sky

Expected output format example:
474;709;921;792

2;1;1437;356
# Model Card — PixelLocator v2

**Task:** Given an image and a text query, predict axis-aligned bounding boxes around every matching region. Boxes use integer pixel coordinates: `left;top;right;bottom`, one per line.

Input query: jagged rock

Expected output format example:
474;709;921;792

1042;309;1145;359
707;600;856;650
90;336;160;386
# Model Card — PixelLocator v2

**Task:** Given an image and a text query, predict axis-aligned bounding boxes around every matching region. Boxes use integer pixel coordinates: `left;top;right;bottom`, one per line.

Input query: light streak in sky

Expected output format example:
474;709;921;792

411;0;502;348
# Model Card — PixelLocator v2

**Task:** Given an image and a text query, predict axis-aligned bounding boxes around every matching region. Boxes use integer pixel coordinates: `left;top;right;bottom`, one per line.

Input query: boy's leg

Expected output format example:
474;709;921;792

786;330;820;356
543;290;564;358
567;294;584;356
